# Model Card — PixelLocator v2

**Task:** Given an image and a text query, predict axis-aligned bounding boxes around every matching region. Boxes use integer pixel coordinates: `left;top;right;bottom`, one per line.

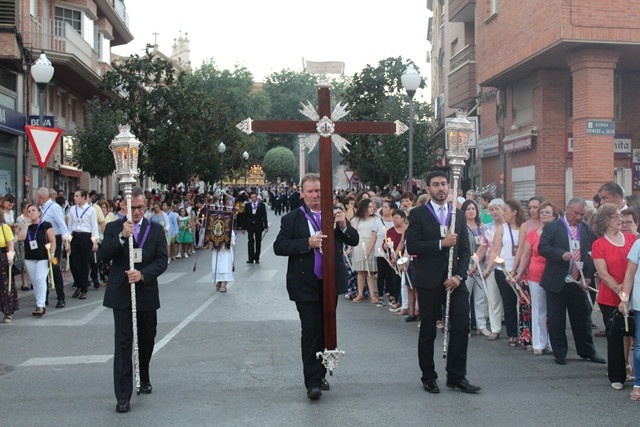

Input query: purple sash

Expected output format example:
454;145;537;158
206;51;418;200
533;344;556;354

300;206;323;279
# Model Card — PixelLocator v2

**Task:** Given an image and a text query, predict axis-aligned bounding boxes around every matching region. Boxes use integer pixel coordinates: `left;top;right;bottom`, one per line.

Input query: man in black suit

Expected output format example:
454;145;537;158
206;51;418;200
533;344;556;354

538;197;605;366
243;191;268;263
405;171;479;394
99;187;168;413
273;173;358;400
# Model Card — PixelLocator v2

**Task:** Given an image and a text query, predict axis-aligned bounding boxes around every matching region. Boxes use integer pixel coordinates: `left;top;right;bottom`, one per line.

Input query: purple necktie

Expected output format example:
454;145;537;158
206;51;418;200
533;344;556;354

439;205;446;224
313;212;322;279
134;223;140;242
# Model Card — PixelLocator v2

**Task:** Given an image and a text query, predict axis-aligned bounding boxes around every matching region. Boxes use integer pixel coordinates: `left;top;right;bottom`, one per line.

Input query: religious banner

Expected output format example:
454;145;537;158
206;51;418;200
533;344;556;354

203;207;234;250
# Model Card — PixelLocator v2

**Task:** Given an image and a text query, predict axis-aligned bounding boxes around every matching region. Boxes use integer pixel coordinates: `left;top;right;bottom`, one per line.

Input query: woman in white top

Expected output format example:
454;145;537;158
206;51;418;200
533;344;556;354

485;199;526;347
350;198;378;303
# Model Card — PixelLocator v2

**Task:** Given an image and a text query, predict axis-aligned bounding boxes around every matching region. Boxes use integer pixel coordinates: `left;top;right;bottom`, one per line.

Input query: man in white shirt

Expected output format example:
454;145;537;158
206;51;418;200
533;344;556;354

68;189;100;300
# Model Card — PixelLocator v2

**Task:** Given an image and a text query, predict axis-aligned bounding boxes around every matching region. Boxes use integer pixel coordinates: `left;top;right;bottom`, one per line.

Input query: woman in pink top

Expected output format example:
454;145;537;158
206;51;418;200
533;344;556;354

514;201;558;355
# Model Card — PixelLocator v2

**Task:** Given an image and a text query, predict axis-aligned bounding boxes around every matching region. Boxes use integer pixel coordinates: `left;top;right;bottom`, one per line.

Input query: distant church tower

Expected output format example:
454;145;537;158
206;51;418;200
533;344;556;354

171;31;192;72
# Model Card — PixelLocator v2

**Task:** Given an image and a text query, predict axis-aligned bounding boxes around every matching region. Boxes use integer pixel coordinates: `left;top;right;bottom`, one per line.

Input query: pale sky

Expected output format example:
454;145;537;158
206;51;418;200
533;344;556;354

112;0;432;87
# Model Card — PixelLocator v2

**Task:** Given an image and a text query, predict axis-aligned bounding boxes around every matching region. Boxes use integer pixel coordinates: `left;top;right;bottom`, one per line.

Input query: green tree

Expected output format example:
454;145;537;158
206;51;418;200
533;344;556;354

340;57;435;188
262;70;318;152
263;146;296;182
72;98;126;177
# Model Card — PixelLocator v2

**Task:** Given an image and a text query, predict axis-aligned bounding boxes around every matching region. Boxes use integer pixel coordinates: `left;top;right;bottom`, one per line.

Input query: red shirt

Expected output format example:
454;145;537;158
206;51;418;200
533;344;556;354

525;229;546;283
386;227;404;254
592;233;635;307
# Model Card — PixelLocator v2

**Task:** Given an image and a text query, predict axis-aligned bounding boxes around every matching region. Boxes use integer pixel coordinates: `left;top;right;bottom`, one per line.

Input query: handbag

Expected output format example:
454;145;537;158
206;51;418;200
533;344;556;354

606;308;636;337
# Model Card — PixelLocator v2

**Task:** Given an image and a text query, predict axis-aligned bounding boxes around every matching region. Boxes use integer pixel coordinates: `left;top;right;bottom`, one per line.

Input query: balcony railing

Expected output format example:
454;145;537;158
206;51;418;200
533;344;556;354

21;17;93;70
450;44;475;71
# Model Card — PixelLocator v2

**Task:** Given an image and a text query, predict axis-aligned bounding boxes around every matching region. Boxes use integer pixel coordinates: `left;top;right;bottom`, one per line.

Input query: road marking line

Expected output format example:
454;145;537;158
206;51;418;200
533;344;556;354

153;283;233;355
20;354;112;367
18;305;107;327
248;269;277;282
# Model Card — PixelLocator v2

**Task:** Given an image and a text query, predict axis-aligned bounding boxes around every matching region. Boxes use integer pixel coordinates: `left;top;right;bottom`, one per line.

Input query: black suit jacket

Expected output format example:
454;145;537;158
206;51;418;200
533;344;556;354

273;205;359;302
244;201;268;231
100;218;168;311
405;204;470;290
538;218;596;294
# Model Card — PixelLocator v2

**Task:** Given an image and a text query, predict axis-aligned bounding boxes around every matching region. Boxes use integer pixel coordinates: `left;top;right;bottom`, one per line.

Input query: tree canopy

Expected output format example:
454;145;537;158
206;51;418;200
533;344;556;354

263;146;296;183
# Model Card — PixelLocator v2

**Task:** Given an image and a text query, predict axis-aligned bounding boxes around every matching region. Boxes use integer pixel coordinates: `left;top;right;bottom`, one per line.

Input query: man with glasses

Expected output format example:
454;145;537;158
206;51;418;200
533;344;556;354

538;197;605;366
100;187;168;413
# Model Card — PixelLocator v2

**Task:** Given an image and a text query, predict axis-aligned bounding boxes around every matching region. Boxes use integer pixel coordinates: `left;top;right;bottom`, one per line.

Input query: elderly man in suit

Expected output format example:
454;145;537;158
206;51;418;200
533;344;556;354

405;170;479;394
273;173;358;400
538;197;605;366
99;187;168;413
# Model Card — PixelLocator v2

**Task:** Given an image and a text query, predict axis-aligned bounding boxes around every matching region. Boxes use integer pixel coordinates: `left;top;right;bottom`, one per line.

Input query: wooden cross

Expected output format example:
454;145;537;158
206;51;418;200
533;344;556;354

237;83;407;354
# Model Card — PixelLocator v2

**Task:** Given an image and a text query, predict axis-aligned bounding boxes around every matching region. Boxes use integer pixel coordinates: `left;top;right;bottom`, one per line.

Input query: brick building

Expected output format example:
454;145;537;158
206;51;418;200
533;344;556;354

0;0;133;202
431;0;640;206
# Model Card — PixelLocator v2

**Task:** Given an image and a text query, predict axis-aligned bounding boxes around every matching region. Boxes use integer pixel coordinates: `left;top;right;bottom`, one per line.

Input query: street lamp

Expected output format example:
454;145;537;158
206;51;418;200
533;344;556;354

401;64;421;193
30;50;55;187
108;124;142;393
242;151;249;187
218;142;226;190
441;110;473;359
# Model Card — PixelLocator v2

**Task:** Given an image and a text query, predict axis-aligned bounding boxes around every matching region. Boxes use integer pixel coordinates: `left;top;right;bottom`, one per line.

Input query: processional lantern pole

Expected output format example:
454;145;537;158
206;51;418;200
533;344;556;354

442;110;473;359
109;124;142;393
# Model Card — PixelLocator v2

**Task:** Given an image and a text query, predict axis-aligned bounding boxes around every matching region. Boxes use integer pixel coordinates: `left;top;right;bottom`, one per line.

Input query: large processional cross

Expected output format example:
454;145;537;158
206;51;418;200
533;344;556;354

237;81;407;372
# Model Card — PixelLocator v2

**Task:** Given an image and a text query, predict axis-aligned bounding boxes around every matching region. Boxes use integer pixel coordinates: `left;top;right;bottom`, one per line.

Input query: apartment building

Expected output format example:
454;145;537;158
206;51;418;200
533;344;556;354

430;0;640;206
0;0;132;201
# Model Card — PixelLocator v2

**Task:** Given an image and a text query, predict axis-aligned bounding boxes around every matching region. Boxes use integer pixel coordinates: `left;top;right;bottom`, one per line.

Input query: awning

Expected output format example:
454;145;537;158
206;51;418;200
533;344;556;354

503;132;533;153
58;165;83;178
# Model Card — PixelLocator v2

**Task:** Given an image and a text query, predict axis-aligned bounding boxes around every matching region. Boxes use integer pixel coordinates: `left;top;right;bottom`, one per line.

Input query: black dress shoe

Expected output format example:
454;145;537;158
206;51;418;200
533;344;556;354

56;300;66;308
140;382;152;394
116;400;130;413
555;358;567;365
246;260;253;264
581;353;606;364
307;386;322;400
422;379;440;394
255;260;260;264
405;315;418;322
93;280;100;289
446;378;481;393
72;289;81;298
320;378;330;391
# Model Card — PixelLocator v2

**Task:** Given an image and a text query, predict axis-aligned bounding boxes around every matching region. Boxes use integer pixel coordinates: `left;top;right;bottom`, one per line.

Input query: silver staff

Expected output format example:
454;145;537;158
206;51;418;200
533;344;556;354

442;111;473;359
109;124;142;395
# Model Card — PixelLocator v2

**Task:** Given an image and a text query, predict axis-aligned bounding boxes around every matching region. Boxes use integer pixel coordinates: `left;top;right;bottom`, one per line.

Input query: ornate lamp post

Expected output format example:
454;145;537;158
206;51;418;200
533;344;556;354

109;124;142;394
401;64;421;193
30;50;55;187
218;142;226;190
242;150;249;187
441;110;473;359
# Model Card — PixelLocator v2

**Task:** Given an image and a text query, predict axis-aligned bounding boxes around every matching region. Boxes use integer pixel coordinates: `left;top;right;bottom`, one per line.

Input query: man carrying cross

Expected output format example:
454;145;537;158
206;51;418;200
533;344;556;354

274;173;358;400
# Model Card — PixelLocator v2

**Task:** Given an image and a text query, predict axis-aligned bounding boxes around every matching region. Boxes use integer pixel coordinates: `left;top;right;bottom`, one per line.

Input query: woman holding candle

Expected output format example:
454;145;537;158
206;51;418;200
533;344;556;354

592;203;635;390
462;199;489;336
484;199;527;347
514;201;558;355
351;198;378;303
17;204;55;317
0;216;15;322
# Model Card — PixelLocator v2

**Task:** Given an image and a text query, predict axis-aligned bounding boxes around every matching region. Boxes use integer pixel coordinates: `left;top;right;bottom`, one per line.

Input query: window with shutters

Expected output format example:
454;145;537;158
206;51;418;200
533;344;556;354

0;0;16;26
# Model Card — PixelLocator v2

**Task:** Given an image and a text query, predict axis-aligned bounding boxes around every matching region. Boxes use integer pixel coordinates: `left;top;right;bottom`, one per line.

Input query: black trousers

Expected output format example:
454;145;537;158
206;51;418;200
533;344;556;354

247;226;262;262
417;283;469;382
600;304;627;383
70;232;92;292
45;235;65;301
295;298;327;389
376;257;398;301
113;309;157;401
495;270;518;337
546;283;596;360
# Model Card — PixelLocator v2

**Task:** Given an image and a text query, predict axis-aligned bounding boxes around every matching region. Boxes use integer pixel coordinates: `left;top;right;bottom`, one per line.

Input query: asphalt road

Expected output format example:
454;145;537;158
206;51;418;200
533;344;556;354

0;212;637;426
